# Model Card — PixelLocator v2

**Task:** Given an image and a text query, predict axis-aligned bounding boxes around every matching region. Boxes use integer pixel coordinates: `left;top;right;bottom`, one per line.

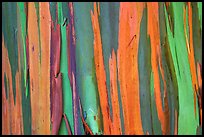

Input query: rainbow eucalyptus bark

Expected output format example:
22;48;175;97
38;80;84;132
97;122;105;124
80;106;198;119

67;2;82;135
52;73;63;135
63;113;72;135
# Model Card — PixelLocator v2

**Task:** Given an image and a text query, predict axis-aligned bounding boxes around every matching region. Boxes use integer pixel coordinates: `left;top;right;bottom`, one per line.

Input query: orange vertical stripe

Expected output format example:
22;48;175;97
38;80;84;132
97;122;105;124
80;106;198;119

117;2;144;135
15;32;24;134
187;2;199;118
2;36;10;135
147;2;170;134
91;2;111;135
39;2;51;134
28;2;51;134
28;2;40;134
109;50;121;135
174;110;178;135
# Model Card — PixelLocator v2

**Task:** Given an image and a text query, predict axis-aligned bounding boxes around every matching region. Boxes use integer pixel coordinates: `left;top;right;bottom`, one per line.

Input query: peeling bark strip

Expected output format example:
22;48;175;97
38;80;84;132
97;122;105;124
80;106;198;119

2;2;202;135
63;113;72;135
50;22;61;121
109;50;121;134
52;73;63;135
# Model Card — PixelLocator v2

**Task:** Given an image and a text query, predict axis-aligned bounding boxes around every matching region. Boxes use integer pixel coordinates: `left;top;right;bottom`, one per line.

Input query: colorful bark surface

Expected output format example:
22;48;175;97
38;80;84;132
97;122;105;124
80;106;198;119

2;2;202;135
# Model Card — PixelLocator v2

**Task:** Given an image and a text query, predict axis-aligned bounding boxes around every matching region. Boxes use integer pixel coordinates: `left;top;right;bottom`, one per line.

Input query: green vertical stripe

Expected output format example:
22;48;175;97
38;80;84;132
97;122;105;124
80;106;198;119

57;2;74;135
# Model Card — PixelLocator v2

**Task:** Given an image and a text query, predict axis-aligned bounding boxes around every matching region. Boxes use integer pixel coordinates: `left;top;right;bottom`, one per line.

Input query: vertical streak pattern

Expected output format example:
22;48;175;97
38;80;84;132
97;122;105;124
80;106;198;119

117;2;144;134
2;2;202;135
91;2;111;134
147;2;170;135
